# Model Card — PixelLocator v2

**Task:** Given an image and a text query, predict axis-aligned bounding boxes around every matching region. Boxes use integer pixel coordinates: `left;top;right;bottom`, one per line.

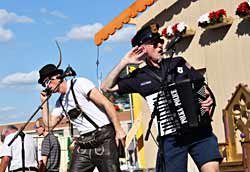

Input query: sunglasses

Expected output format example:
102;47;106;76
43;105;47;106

33;125;42;129
42;76;58;88
143;38;164;47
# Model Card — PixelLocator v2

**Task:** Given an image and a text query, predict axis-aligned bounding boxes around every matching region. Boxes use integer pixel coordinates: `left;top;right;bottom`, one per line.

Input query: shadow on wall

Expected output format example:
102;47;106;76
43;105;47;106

198;25;231;47
236;20;250;36
146;0;199;28
164;36;195;56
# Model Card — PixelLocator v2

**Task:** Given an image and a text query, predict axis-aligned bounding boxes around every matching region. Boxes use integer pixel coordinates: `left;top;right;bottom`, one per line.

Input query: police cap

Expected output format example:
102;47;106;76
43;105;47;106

131;23;162;47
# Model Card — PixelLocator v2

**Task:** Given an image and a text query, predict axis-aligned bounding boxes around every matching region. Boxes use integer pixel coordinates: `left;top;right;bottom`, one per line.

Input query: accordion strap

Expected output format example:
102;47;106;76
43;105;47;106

143;67;163;83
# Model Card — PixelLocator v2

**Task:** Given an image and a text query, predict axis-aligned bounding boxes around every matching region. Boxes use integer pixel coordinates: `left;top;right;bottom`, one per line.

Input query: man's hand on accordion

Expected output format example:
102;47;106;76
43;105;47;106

200;88;214;117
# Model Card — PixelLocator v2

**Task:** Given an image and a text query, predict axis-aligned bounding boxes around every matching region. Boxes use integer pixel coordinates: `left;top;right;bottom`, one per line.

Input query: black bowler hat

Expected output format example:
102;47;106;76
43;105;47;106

131;23;162;47
38;64;63;85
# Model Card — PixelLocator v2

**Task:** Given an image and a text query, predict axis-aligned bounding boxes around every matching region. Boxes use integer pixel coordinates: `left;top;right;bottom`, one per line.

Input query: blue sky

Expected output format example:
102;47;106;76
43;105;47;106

0;0;137;124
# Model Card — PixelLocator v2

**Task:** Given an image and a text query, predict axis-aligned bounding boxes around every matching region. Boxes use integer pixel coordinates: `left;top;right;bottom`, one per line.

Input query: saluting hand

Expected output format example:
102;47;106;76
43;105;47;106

122;46;146;65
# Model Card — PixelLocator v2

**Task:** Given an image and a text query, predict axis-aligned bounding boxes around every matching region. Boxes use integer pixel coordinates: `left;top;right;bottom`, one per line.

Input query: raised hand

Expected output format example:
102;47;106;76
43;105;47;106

122;46;146;65
40;91;48;102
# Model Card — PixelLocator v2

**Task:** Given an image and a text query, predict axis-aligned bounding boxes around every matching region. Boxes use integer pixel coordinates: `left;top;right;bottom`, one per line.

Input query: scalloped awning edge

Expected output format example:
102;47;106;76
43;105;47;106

94;0;156;46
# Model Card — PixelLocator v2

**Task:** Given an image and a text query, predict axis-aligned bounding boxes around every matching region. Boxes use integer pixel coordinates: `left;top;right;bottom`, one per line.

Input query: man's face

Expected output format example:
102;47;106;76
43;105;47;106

43;74;60;93
34;121;44;136
141;38;164;63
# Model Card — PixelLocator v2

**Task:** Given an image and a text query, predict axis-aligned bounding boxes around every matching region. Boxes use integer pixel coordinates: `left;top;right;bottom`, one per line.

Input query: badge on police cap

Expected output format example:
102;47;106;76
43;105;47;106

150;23;159;33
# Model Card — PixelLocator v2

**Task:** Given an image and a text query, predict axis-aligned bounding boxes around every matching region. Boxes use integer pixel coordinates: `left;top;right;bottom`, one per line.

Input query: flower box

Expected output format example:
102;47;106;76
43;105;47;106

204;16;234;29
161;22;195;39
242;15;250;20
198;9;233;29
182;27;196;37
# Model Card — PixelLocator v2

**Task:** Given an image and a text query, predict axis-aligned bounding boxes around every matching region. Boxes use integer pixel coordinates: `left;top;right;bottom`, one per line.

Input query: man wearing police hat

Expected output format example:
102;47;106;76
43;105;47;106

101;23;222;172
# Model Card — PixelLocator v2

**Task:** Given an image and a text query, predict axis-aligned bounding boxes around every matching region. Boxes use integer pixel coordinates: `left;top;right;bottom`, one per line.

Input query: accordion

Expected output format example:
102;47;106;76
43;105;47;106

151;78;212;137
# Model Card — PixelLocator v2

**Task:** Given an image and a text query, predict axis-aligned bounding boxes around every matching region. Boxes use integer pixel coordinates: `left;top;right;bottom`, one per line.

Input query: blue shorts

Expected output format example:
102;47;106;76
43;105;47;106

156;133;222;172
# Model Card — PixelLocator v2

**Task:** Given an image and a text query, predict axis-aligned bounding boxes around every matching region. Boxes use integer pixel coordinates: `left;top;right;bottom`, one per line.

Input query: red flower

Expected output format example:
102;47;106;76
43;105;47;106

161;28;167;37
113;104;120;111
217;9;227;16
172;23;179;34
208;9;227;24
209;11;217;20
236;1;250;17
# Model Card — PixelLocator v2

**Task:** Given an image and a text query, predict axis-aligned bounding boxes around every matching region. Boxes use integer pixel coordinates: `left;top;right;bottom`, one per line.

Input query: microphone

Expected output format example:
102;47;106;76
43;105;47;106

166;34;182;51
43;87;52;95
58;65;77;79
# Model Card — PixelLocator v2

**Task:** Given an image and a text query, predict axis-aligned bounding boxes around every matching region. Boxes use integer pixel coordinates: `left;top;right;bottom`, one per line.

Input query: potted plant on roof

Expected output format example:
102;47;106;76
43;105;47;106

161;22;195;39
198;9;233;29
236;1;250;19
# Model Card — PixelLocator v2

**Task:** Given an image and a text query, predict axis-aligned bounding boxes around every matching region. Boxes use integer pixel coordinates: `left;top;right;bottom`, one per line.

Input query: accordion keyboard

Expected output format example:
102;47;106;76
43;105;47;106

146;79;208;137
154;91;179;136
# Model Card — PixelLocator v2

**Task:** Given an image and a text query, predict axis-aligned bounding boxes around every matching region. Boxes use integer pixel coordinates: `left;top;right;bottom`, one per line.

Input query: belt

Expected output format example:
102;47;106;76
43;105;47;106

80;123;113;137
11;167;38;172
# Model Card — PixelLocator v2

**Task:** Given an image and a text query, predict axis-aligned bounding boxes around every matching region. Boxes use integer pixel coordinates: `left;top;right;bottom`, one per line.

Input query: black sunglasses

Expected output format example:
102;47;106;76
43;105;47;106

143;38;164;47
33;125;42;129
42;76;58;88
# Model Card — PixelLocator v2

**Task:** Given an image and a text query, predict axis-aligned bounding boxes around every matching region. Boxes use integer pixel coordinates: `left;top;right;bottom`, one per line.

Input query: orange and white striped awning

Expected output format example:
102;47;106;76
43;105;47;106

94;0;157;46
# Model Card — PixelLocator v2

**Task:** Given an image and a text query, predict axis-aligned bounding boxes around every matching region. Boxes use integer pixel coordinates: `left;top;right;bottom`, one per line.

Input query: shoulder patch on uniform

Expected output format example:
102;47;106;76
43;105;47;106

177;67;183;74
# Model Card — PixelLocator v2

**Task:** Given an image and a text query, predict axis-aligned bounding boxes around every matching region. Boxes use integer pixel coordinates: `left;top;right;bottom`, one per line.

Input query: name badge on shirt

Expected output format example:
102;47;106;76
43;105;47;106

140;81;152;86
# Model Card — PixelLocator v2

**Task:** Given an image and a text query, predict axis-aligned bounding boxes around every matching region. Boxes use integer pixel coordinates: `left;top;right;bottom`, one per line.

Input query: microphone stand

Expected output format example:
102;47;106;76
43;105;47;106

145;105;158;141
144;92;165;172
7;77;64;172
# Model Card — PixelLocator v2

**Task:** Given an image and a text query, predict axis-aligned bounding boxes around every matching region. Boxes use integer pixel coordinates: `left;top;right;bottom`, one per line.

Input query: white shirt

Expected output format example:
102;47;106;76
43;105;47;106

52;77;111;135
0;132;38;171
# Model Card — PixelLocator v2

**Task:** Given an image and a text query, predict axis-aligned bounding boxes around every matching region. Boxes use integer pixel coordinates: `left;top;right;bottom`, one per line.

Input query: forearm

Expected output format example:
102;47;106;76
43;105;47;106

88;88;126;142
101;58;128;92
42;156;48;168
41;101;61;128
0;156;10;172
38;160;46;172
103;101;123;131
0;163;7;172
41;100;50;126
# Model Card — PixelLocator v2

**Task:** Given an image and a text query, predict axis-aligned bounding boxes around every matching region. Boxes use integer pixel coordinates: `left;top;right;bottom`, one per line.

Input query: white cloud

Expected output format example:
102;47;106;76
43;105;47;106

108;26;136;43
0;9;33;42
103;45;113;52
59;23;103;41
0;71;38;87
0;9;34;26
0;112;21;124
50;10;68;19
0;106;16;113
0;27;13;42
40;8;68;19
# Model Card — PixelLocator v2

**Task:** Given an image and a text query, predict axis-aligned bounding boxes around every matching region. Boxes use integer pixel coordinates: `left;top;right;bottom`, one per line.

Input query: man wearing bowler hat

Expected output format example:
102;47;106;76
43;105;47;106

101;23;222;172
37;63;126;172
